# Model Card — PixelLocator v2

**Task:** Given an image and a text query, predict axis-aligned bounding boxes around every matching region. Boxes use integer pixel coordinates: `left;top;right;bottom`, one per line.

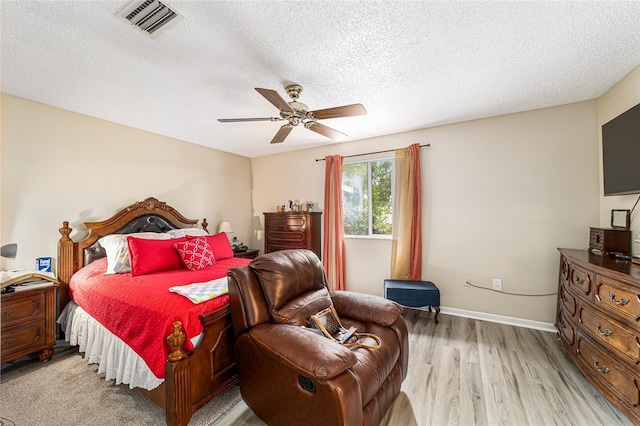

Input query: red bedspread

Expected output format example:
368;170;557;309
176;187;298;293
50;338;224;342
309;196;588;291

69;256;250;378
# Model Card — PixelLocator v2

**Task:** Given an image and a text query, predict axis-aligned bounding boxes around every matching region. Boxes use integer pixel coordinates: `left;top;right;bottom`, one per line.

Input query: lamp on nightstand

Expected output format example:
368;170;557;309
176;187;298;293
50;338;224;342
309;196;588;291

1;243;17;259
218;221;236;248
218;221;233;235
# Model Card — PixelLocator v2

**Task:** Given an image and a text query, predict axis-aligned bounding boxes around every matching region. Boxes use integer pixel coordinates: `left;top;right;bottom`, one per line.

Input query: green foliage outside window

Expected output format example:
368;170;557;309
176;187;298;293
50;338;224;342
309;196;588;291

342;159;393;236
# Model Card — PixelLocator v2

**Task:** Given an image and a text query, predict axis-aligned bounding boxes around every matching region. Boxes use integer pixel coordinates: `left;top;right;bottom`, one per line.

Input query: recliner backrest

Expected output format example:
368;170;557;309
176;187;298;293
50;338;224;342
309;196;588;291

249;250;332;325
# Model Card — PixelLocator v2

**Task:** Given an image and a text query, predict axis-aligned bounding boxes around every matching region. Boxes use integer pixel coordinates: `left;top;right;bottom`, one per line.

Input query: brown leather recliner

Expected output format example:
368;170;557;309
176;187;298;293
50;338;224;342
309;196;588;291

227;249;409;426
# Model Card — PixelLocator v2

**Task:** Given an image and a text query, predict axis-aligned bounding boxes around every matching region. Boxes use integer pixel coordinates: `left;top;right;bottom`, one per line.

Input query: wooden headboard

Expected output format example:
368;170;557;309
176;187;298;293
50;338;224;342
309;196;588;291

57;197;207;312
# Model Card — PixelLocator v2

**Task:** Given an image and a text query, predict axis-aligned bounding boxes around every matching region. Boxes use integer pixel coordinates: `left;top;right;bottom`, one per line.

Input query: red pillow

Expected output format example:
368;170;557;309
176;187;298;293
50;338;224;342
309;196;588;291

190;232;234;260
127;236;187;276
174;237;215;271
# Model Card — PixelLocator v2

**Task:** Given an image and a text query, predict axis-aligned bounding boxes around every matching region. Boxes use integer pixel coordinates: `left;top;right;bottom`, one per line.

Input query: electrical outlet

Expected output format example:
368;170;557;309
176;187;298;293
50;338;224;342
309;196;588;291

464;276;471;287
492;278;503;291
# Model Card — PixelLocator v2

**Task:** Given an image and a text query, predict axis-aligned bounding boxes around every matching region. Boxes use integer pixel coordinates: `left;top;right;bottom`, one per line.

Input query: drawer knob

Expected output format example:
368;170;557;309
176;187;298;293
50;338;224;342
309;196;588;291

608;292;629;306
2;338;16;348
592;357;610;374
575;276;586;285
3;309;14;317
595;322;612;337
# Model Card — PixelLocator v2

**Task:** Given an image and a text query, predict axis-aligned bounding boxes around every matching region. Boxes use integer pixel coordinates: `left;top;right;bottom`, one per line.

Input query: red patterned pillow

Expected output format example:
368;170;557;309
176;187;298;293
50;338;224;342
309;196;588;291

174;237;215;271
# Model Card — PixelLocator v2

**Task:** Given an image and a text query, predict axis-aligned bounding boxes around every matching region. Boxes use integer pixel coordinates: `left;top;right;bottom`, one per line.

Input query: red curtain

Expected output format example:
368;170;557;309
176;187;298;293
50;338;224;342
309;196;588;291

323;155;345;291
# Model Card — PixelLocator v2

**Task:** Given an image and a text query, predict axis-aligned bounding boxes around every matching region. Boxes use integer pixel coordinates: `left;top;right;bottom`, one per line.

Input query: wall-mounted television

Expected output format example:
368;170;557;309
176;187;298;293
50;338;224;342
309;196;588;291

602;102;640;196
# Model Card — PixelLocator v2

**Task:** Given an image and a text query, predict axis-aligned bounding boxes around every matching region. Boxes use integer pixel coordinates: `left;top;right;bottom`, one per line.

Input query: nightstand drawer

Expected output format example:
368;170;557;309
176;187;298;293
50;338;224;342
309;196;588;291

234;249;259;260
1;319;46;360
1;292;45;327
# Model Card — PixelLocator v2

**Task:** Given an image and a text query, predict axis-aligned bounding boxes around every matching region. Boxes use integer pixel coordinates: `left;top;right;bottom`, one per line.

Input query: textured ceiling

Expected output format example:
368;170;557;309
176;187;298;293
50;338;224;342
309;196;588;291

1;1;639;158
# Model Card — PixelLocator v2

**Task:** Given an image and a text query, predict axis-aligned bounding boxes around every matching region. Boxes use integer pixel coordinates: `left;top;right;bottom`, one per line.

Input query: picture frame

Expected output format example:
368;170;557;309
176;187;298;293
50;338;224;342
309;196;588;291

611;209;631;229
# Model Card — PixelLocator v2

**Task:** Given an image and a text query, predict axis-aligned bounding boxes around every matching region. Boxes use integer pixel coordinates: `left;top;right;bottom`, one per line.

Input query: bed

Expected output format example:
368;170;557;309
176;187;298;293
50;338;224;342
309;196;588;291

57;197;249;426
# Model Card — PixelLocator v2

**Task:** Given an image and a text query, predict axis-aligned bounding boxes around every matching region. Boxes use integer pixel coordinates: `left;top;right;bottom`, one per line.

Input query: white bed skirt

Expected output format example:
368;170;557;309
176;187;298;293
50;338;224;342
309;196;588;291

57;302;164;391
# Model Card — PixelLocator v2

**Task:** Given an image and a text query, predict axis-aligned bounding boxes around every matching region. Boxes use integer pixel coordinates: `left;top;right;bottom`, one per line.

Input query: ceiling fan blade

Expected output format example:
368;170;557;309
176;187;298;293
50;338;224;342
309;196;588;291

271;125;294;144
218;117;283;123
309;104;367;120
306;122;347;140
255;88;294;113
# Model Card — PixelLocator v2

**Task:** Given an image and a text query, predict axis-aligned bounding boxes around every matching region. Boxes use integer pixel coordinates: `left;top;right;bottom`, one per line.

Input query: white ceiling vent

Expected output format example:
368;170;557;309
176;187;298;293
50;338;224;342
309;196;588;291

116;0;183;38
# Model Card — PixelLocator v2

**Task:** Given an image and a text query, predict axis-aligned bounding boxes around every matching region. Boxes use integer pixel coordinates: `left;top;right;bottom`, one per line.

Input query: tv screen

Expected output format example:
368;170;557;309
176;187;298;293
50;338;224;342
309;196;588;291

602;102;640;196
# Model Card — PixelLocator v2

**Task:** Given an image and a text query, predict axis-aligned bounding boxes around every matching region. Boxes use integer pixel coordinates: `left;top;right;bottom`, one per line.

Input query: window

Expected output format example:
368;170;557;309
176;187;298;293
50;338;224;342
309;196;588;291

342;158;394;236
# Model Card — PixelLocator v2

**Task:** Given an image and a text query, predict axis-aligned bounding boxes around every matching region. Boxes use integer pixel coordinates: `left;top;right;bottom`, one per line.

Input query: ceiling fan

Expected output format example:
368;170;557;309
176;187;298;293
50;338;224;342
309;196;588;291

218;85;367;144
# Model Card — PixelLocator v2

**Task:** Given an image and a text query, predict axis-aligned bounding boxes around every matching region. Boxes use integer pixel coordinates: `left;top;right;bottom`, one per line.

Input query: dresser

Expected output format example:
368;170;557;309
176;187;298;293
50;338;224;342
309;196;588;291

264;212;322;259
556;249;640;424
1;282;59;364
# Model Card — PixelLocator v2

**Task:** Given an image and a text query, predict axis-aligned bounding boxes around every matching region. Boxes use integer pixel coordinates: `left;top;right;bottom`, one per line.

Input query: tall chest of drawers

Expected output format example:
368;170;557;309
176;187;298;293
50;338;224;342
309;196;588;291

556;249;640;424
264;212;322;259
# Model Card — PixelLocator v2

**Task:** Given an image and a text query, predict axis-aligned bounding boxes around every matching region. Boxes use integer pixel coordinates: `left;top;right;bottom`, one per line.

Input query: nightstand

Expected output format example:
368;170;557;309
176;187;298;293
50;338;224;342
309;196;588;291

234;249;260;260
1;282;58;364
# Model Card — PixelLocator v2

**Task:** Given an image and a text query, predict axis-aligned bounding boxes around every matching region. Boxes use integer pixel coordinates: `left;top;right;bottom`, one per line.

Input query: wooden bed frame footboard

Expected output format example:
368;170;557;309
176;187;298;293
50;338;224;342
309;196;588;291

57;197;237;426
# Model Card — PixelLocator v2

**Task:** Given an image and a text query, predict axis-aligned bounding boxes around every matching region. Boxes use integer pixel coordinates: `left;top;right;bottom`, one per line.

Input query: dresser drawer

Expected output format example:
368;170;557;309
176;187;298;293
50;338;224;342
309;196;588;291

569;264;593;298
579;305;640;364
576;335;640;408
560;256;570;285
594;275;640;324
559;284;578;319
1;292;45;327
1;319;47;360
558;309;577;350
267;230;307;243
266;215;307;230
266;242;308;253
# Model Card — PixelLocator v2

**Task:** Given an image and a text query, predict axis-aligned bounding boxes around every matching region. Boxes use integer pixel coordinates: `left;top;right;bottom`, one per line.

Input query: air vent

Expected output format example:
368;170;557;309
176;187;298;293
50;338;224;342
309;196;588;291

116;0;183;38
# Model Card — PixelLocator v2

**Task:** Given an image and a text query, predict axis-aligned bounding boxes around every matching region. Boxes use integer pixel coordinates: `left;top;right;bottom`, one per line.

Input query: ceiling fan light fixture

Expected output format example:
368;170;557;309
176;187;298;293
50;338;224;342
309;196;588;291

288;101;309;112
218;85;366;144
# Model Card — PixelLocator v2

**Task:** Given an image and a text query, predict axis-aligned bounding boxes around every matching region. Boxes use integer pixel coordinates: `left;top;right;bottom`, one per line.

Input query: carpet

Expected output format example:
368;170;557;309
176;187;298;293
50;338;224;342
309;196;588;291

0;352;242;425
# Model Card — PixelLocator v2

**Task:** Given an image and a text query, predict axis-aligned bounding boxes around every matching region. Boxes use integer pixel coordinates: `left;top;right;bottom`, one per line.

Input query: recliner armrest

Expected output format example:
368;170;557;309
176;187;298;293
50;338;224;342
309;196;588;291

331;291;402;326
249;323;357;380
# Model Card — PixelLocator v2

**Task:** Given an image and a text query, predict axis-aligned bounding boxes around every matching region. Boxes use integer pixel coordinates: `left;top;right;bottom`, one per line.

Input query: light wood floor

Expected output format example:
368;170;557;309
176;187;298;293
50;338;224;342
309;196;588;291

218;309;632;426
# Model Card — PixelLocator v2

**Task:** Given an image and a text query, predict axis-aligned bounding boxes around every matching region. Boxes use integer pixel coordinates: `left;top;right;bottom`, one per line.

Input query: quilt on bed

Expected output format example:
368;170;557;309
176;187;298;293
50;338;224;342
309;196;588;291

69;256;250;378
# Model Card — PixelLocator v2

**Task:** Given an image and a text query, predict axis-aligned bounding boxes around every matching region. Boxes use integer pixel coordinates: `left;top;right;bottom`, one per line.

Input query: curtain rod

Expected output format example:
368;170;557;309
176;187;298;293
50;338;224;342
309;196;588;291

315;144;430;162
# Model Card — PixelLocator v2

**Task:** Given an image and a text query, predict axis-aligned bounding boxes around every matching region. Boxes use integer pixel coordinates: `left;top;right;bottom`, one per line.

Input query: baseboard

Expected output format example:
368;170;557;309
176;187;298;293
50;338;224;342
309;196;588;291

416;306;556;333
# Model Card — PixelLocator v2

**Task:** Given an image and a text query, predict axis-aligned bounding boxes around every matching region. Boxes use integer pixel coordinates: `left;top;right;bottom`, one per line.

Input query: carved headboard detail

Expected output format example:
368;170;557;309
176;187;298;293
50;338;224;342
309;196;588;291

57;197;207;312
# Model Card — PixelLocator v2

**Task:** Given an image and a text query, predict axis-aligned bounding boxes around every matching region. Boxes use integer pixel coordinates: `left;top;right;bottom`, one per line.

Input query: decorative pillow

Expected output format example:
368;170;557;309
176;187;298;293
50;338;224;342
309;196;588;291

127;236;187;276
190;233;234;260
167;227;208;238
99;232;170;274
174;237;215;271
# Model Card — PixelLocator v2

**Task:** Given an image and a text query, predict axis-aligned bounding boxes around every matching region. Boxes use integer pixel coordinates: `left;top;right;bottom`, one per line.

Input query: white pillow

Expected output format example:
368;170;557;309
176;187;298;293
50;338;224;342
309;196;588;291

167;228;208;238
99;232;170;274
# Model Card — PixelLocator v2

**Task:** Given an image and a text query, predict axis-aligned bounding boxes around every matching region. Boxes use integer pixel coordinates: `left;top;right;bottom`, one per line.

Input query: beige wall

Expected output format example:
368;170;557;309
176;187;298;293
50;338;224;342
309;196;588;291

7;64;637;324
251;101;600;323
0;94;253;271
597;66;640;254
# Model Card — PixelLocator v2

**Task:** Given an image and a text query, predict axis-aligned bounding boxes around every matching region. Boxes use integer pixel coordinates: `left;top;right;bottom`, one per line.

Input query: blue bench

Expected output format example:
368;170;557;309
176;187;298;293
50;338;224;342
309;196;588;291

384;279;440;324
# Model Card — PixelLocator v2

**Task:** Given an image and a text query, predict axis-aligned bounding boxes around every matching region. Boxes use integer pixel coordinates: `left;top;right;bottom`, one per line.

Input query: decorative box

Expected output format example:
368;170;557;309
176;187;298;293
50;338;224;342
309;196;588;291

589;227;631;255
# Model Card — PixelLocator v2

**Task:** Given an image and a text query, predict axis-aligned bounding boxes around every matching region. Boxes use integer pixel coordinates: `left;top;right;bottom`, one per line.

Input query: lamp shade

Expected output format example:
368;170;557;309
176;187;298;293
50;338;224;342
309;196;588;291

0;243;18;259
218;221;233;234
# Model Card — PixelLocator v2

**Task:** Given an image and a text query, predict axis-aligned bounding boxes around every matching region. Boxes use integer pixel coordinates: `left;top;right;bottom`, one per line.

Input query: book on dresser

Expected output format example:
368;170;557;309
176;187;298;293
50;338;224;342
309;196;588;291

556;248;640;424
